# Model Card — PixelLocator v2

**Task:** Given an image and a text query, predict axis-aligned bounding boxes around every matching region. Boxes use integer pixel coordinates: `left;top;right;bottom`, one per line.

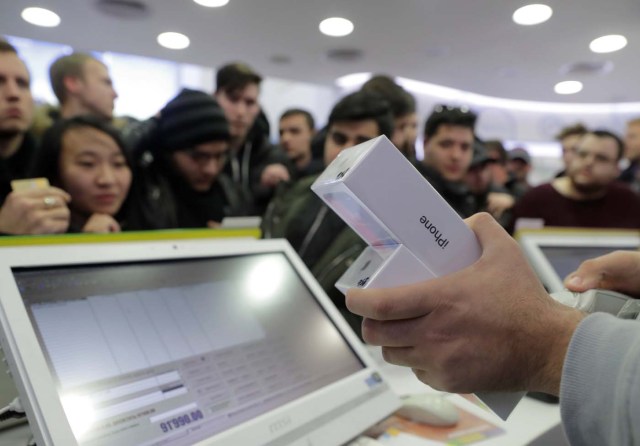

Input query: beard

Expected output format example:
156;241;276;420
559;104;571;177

570;177;608;196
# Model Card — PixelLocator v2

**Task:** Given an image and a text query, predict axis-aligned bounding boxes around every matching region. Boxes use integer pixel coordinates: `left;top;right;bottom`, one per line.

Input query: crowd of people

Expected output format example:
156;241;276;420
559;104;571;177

2;39;640;444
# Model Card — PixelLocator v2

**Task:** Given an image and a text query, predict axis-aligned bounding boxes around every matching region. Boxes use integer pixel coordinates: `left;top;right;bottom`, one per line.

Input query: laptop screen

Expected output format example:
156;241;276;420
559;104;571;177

12;251;364;445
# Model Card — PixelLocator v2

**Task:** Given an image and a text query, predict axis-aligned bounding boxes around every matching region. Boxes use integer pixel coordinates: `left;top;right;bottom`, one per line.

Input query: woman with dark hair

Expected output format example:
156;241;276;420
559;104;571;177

30;115;142;232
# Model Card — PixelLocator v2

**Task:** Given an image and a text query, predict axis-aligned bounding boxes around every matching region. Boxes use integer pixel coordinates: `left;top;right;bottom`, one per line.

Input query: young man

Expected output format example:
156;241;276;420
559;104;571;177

510;130;640;231
464;141;513;227
360;74;418;159
49;52;118;120
416;105;477;217
214;62;291;213
263;91;393;335
133;89;249;229
555;123;588;178
506;147;532;191
278;108;321;177
0;40;70;235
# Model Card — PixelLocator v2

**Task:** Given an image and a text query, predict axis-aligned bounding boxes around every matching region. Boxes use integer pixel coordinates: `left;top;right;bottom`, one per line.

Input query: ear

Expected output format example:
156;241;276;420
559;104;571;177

63;75;83;95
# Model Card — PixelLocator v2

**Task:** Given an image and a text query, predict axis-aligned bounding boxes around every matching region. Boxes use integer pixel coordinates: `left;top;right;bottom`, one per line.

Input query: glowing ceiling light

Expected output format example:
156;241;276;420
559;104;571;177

554;80;583;95
157;32;190;50
193;0;229;7
590;34;628;53
335;72;372;88
319;17;354;37
512;4;553;26
21;7;61;27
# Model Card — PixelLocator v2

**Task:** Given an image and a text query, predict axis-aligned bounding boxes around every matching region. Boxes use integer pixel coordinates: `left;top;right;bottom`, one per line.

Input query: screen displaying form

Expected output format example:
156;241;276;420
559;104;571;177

13;252;364;445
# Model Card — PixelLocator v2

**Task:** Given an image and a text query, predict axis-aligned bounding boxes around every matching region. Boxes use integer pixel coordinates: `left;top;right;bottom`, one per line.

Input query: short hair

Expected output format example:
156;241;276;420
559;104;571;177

424;104;477;139
555;123;588;141
627;117;640;127
31;115;129;186
215;62;262;95
49;52;100;104
328;91;394;139
0;39;18;54
590;130;625;160
361;74;416;118
279;108;315;130
483;139;507;164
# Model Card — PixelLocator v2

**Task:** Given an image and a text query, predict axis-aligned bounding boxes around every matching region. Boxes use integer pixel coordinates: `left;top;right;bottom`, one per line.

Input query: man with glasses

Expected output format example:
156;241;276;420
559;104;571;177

131;88;249;229
415;105;477;217
510;130;640;232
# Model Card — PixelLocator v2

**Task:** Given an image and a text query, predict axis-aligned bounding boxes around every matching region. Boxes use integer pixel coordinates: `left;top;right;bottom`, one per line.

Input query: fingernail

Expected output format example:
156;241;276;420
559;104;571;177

567;276;582;287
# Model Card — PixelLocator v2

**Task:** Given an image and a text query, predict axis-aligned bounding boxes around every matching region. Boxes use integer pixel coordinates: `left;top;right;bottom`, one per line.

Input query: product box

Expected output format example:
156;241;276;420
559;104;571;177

335;244;436;294
311;135;482;277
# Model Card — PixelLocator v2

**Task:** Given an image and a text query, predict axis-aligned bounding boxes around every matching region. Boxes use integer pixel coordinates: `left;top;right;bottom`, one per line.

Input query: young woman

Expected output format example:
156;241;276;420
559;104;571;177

31;115;142;232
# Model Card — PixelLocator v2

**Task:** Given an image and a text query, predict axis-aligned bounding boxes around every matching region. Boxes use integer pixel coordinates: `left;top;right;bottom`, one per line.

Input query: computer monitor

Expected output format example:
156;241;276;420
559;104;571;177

0;239;399;446
518;229;640;292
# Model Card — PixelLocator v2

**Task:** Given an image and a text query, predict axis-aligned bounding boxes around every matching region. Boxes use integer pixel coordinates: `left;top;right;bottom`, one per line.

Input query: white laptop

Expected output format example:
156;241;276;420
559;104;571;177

518;229;640;292
0;239;399;446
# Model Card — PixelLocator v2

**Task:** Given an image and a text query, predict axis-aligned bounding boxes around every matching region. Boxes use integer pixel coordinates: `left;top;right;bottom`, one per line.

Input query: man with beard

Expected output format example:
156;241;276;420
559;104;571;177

0;40;71;234
509;130;640;232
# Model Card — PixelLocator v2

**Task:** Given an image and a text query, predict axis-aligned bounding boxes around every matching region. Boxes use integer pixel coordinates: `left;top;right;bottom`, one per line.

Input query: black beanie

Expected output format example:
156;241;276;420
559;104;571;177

158;88;230;151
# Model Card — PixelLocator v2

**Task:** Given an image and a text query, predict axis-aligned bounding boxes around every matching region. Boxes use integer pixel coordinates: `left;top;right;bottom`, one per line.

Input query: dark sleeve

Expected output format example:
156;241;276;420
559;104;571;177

248;135;295;214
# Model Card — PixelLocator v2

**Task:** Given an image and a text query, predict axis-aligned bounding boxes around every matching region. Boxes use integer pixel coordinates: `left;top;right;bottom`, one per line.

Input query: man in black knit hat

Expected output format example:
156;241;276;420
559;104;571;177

132;88;250;229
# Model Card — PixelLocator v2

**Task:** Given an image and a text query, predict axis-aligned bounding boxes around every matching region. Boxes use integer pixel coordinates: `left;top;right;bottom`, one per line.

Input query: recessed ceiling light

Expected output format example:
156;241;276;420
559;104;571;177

21;7;61;27
512;4;553;26
589;35;628;53
319;17;354;37
554;80;583;95
193;0;229;7
157;32;190;50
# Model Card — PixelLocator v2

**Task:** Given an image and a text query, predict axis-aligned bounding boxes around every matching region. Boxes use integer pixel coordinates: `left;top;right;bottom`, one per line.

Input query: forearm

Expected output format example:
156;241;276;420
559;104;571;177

560;313;640;445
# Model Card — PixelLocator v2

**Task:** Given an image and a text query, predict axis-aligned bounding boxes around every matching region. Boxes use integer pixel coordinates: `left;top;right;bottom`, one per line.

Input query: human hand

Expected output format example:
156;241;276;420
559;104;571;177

486;192;514;219
260;163;290;188
82;213;121;233
564;250;640;297
207;220;221;229
346;213;584;395
0;187;71;235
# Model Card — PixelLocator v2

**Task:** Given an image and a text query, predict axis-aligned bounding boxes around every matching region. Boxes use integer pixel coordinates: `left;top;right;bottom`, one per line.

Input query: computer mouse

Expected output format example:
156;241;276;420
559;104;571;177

396;394;459;427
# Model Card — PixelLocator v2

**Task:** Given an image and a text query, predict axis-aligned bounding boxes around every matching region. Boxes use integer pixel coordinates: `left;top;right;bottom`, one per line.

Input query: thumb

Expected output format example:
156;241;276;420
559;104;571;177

564;273;600;292
464;212;513;254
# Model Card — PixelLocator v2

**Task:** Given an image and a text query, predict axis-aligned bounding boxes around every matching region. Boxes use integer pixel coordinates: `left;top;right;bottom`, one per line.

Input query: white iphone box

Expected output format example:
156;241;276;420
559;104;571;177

311;135;482;277
335;244;436;294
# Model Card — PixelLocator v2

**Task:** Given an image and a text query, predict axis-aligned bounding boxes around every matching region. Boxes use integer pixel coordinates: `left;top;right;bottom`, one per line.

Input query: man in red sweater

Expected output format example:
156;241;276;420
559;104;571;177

510;130;640;233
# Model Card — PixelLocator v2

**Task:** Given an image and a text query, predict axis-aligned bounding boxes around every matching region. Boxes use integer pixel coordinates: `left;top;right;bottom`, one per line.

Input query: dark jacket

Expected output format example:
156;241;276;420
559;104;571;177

134;150;250;229
262;175;367;335
225;123;293;215
413;163;477;218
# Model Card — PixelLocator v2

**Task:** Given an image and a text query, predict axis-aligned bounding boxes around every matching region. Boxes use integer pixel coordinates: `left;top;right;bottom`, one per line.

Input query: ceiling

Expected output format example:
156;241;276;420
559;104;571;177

3;0;640;104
